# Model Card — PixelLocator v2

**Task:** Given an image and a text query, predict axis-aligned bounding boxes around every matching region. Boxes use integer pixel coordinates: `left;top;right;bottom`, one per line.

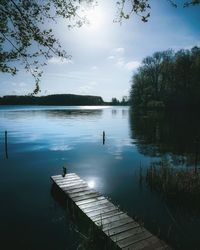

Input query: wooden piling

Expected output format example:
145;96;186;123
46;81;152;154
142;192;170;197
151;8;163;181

103;131;105;145
5;130;8;159
63;166;67;177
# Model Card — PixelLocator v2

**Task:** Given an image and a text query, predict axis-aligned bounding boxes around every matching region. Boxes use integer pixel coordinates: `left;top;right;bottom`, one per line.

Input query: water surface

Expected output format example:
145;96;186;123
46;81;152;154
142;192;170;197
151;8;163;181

0;106;199;250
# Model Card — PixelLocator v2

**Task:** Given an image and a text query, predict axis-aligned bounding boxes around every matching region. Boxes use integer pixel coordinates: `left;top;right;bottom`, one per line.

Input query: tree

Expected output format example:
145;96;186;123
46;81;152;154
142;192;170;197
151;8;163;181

111;97;120;105
130;47;200;110
0;0;199;94
121;95;128;105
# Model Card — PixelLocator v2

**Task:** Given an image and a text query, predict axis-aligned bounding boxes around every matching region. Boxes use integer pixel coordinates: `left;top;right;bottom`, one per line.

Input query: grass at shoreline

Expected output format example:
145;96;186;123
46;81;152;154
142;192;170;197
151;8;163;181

146;162;200;210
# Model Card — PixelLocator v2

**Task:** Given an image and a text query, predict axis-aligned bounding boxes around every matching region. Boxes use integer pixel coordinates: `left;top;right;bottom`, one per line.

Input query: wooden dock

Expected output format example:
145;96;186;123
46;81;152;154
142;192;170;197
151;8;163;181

51;173;170;250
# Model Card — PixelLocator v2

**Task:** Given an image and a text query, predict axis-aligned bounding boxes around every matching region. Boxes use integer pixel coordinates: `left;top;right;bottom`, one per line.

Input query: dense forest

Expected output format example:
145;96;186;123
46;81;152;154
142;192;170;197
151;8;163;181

130;46;200;110
0;94;104;106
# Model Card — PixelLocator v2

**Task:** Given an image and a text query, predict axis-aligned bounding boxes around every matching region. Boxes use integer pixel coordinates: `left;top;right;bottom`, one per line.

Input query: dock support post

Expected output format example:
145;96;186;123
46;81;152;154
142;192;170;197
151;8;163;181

103;131;105;145
62;166;67;177
5;131;8;159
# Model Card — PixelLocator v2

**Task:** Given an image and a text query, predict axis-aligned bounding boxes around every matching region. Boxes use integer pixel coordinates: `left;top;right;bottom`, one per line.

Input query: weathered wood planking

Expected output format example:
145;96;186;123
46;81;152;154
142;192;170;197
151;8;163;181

51;173;170;250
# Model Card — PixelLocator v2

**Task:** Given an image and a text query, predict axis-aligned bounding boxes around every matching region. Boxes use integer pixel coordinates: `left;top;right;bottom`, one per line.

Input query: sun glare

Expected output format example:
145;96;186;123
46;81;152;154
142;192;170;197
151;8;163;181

84;6;105;31
88;180;95;188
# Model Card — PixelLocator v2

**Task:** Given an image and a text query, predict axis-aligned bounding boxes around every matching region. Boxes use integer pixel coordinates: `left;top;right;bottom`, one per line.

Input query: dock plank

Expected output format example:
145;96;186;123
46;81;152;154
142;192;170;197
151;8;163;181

55;177;81;183
82;201;114;213
51;173;170;250
79;199;109;210
111;227;147;242
59;180;86;188
73;193;102;202
103;217;134;232
69;190;97;198
63;183;89;192
86;205;118;218
104;221;140;237
122;236;169;250
67;187;91;194
117;231;152;248
51;173;78;181
95;213;129;227
59;179;85;185
75;196;105;206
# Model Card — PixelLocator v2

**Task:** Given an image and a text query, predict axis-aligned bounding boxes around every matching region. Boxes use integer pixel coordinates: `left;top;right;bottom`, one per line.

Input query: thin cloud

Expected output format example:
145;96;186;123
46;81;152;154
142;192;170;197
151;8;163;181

116;57;125;68
124;61;140;71
108;47;140;71
113;47;125;55
115;58;140;71
108;48;125;60
48;57;73;65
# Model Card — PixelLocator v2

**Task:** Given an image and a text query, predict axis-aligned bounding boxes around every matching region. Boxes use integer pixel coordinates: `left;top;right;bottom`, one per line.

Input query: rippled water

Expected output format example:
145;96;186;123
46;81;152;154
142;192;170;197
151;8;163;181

0;106;199;250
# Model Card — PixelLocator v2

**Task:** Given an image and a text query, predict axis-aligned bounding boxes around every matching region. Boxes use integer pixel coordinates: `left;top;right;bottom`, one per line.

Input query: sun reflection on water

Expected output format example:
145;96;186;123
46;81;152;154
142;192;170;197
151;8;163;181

87;180;95;188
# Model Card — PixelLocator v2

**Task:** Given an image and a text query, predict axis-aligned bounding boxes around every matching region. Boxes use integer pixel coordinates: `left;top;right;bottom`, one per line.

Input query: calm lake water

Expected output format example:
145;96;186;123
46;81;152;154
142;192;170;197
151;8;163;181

0;105;200;250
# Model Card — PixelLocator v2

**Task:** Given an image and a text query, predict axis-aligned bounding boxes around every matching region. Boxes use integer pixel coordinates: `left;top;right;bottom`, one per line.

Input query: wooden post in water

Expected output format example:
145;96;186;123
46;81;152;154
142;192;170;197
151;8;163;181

5;130;8;159
62;166;67;177
103;131;105;145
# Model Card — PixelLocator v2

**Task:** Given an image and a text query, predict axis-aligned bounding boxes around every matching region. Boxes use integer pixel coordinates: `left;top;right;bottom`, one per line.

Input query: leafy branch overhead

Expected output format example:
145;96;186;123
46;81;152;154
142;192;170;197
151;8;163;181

116;0;200;23
0;0;199;94
0;0;92;94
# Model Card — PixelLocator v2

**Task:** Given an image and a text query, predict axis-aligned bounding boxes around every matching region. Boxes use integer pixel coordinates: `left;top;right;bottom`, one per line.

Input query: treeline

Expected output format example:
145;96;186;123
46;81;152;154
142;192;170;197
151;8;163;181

130;46;200;110
111;96;129;105
0;94;104;105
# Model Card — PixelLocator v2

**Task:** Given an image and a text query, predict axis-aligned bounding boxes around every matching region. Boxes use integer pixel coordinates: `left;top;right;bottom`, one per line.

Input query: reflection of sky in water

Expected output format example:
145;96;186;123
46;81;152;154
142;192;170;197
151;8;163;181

0;106;148;199
0;106;133;156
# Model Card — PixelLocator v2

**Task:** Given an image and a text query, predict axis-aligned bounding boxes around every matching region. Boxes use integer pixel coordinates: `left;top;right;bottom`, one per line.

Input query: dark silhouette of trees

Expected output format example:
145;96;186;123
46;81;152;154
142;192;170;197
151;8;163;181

0;94;104;105
130;47;200;110
111;97;120;105
121;96;129;105
111;96;129;105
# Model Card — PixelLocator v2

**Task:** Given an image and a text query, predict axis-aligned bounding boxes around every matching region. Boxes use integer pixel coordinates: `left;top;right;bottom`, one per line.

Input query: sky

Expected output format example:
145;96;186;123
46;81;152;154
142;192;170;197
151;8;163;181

1;0;200;101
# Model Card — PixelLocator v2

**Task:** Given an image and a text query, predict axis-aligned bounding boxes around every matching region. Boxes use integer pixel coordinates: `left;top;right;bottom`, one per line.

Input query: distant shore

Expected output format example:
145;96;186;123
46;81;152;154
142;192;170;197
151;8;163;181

0;94;129;106
0;94;104;106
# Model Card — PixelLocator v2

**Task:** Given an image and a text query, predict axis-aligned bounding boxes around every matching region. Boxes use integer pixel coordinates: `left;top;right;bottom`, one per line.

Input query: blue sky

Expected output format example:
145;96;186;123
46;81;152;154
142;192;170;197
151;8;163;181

1;0;200;101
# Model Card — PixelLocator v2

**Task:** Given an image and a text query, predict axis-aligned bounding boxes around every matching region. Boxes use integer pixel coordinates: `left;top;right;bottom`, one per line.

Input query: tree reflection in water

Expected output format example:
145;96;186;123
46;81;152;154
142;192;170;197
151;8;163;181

129;109;200;167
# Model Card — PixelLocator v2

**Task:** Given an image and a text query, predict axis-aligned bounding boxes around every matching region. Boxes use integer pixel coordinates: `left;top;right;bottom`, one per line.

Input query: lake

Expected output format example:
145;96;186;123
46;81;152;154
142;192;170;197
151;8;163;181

0;105;200;250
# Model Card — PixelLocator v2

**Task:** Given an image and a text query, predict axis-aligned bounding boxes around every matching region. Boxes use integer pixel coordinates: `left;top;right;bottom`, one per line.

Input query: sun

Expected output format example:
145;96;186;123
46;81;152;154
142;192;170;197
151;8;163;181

84;6;105;31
